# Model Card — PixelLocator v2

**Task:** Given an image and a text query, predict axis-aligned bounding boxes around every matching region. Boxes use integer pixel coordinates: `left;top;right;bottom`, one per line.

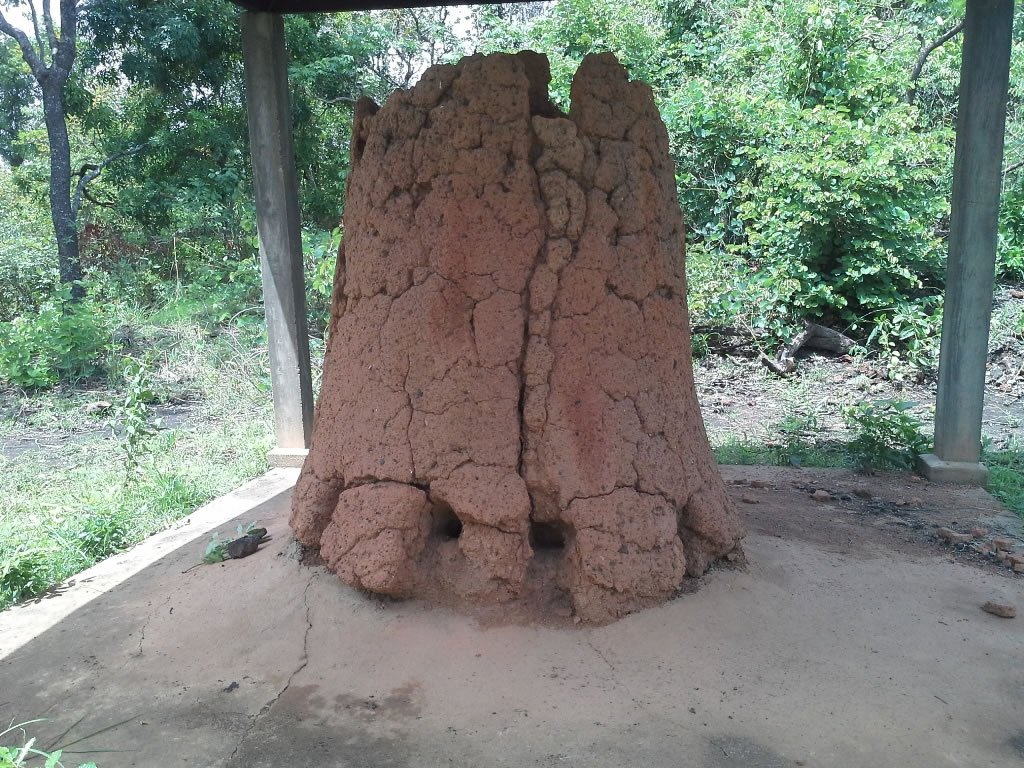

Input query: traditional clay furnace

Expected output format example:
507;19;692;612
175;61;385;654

290;51;744;623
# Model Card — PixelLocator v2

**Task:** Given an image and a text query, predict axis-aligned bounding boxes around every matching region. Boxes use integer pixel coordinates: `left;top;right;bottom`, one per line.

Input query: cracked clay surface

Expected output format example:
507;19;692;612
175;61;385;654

290;51;744;623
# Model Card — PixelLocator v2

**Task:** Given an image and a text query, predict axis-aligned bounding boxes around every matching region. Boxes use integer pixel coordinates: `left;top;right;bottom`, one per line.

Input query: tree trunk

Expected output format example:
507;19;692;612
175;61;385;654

0;0;81;301
39;70;83;299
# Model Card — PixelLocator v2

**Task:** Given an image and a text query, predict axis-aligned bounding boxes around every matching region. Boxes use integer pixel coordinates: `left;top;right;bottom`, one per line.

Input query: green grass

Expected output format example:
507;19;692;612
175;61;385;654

0;303;275;611
984;441;1024;519
0;423;270;610
713;435;852;469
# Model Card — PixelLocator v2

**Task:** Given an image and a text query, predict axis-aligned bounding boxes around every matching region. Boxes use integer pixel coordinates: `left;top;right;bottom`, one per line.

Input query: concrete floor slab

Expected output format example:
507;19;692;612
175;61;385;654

1;469;1022;768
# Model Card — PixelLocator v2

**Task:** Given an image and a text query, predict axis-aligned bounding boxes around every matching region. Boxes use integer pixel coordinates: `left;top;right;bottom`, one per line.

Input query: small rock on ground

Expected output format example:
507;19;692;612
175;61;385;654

981;601;1016;619
936;527;973;544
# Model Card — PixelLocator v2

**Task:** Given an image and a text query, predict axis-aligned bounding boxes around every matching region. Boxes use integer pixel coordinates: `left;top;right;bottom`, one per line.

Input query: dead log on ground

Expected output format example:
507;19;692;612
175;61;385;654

760;321;856;376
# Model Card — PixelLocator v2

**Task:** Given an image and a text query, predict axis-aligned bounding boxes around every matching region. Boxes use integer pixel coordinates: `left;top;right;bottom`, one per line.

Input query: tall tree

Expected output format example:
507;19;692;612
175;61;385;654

0;0;83;297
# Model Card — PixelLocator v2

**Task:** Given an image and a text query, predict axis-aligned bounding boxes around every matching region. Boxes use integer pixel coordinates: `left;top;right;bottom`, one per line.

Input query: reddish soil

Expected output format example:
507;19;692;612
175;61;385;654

720;464;1022;575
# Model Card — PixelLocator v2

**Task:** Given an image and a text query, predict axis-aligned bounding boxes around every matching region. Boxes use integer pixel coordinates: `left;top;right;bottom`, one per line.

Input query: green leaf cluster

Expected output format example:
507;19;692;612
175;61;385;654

1;721;98;768
0;290;111;388
843;399;933;472
736;103;949;332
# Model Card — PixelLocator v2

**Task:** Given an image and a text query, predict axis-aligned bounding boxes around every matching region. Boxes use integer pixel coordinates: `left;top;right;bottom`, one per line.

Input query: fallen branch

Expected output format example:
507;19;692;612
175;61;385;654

761;321;856;377
801;322;856;354
1004;159;1024;178
759;351;794;376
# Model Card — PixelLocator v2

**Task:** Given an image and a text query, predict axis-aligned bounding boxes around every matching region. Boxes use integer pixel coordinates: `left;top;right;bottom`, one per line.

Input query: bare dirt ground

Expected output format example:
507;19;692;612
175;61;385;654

720;464;1023;576
694;286;1024;450
696;352;1024;449
1;468;1021;768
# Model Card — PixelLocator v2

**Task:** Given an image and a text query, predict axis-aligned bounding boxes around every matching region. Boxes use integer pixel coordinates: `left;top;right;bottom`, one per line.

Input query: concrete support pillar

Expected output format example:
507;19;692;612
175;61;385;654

919;0;1014;486
240;12;314;468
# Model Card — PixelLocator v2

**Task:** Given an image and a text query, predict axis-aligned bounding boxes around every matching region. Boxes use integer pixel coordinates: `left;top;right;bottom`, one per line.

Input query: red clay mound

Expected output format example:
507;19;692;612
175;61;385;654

291;51;743;623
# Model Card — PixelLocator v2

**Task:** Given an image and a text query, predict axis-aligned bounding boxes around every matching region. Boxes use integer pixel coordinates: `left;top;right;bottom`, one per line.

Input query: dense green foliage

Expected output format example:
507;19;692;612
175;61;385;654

0;172;57;319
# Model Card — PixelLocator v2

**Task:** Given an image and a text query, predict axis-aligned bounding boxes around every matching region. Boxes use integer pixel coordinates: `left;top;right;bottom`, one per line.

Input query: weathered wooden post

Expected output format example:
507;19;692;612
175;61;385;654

919;0;1014;485
240;12;314;467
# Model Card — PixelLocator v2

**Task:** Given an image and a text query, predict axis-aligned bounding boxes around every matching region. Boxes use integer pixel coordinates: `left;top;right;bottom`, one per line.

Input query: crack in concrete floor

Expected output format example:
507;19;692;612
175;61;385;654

225;573;315;765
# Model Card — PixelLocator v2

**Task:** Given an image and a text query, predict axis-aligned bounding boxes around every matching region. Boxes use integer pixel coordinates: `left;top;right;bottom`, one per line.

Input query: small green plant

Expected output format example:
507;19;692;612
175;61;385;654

71;511;134;562
843;399;932;472
111;357;159;475
862;298;942;378
0;720;97;768
0;546;55;608
203;520;262;564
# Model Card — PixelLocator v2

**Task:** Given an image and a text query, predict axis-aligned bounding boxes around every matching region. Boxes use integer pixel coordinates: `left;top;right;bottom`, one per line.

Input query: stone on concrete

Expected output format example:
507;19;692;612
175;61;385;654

290;51;743;623
981;600;1016;618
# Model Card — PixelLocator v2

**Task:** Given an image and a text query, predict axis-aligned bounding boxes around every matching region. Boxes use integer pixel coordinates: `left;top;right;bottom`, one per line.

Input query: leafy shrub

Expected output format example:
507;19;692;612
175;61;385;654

70;511;134;561
843;399;932;472
663;81;760;245
0;294;111;388
863;297;942;376
113;357;160;474
998;184;1024;281
304;226;340;333
0;174;59;321
737;104;949;335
